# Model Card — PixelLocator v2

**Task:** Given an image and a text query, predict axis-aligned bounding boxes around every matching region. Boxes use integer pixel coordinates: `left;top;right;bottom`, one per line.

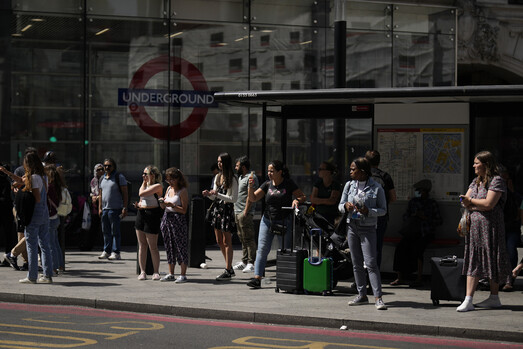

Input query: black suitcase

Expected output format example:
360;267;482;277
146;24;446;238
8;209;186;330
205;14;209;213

275;207;307;294
430;256;466;306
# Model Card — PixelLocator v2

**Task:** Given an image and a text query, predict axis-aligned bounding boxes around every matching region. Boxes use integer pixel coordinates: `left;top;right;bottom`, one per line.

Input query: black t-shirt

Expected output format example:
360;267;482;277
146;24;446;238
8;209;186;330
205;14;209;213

260;178;299;220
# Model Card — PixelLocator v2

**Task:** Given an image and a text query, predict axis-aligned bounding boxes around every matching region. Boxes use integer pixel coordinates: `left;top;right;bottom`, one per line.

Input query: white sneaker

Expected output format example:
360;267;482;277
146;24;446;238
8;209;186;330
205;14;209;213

174;275;188;283
242;263;255;273
475;296;502;308
456;300;475;312
375;298;387;310
232;262;246;271
160;274;175;282
108;252;121;260
98;251;109;259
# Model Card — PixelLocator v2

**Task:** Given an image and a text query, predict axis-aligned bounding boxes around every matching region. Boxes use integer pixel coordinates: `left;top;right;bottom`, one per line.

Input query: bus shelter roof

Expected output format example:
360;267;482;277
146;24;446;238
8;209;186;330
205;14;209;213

213;85;523;107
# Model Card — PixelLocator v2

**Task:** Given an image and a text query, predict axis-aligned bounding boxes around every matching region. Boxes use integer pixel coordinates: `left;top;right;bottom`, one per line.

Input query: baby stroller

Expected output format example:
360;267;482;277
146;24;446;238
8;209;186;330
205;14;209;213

296;205;353;288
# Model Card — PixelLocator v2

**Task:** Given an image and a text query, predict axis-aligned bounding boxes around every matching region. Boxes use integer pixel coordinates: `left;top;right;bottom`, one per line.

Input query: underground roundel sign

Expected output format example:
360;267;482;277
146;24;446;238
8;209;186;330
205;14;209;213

118;55;216;140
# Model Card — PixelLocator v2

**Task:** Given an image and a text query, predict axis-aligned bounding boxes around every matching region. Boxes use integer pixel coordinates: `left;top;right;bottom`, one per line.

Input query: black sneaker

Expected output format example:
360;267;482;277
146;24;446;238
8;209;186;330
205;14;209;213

5;253;19;271
228;268;235;277
20;263;28;271
247;278;261;289
216;269;232;281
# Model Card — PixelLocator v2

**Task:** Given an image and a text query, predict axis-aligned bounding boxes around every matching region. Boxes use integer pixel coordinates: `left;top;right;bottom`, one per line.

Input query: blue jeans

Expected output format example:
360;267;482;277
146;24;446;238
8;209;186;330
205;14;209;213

101;209;121;254
347;223;382;298
254;215;293;278
49;217;64;270
25;219;52;281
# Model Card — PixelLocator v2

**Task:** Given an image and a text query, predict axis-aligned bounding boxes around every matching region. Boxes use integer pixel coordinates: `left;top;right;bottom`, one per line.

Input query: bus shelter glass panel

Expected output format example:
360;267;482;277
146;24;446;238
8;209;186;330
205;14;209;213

345;118;372;172
250;25;325;90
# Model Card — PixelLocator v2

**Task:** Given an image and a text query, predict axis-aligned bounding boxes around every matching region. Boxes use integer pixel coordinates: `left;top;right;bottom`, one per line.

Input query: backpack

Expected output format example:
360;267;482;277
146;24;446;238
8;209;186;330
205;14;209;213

114;171;132;209
57;188;73;216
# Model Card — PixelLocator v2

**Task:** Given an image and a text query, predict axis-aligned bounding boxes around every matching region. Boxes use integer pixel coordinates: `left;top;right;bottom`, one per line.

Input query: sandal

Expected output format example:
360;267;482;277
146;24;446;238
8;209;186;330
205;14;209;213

390;279;405;286
138;272;147;280
502;284;513;292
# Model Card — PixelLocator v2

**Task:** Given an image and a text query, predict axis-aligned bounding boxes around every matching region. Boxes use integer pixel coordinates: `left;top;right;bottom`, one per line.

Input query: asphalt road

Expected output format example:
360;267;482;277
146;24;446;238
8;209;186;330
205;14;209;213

0;302;521;349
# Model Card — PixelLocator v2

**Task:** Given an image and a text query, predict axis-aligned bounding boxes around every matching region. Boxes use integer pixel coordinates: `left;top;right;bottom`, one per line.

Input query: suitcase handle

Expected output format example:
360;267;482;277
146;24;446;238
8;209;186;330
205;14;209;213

308;228;322;265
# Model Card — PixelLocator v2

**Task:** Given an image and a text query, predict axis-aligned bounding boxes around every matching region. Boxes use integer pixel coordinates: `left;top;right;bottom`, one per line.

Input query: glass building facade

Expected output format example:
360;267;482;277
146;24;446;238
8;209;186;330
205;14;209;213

0;0;457;201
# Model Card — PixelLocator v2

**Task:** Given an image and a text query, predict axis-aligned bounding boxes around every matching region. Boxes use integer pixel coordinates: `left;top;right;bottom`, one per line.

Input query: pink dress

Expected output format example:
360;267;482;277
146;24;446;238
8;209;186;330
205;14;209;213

463;176;511;283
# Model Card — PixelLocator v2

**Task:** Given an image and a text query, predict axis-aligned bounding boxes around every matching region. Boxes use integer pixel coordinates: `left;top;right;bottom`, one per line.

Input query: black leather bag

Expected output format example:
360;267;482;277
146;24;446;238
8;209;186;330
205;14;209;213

205;200;217;222
270;223;286;235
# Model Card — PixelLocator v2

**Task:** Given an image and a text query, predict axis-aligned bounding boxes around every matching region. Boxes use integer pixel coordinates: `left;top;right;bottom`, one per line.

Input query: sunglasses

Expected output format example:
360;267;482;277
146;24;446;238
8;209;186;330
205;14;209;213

103;164;112;168
143;172;149;176
96;168;103;172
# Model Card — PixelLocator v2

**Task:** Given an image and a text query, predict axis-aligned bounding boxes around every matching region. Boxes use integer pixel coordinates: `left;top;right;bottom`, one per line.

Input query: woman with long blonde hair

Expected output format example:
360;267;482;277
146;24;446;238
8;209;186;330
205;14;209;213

20;152;53;284
135;165;163;281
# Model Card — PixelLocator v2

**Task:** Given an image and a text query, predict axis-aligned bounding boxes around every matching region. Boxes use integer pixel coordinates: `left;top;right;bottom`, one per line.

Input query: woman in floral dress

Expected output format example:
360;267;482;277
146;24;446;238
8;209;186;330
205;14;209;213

457;151;511;312
202;152;238;281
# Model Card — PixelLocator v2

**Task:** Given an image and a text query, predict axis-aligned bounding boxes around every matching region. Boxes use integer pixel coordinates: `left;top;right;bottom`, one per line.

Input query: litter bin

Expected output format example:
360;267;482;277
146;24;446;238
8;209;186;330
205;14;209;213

188;196;206;268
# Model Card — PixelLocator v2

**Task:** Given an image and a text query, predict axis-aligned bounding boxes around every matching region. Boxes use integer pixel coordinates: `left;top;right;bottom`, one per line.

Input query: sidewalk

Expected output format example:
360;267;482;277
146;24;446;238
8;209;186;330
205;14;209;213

0;247;521;343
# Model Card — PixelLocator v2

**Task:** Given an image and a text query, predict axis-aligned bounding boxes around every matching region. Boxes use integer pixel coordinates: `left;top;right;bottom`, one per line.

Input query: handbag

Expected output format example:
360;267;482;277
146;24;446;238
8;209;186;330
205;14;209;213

205;200;217;222
457;208;471;237
270;222;286;235
81;201;91;230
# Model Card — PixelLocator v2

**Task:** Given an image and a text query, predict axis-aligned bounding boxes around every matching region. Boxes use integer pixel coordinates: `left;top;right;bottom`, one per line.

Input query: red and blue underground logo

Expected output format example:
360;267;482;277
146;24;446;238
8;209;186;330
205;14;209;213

118;55;217;140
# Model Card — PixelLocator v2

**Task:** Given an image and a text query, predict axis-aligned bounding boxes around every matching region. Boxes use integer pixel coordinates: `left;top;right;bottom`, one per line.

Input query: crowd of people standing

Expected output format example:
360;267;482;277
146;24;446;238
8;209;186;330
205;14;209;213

0;148;521;314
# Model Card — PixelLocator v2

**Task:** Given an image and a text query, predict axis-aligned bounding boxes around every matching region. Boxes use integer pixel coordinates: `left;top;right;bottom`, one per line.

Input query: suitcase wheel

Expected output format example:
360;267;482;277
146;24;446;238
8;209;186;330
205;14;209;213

275;287;279;293
432;299;439;306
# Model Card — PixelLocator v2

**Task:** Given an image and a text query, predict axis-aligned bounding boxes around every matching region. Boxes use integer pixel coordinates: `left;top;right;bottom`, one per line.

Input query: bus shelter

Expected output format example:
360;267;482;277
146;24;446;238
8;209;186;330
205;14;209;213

214;85;523;272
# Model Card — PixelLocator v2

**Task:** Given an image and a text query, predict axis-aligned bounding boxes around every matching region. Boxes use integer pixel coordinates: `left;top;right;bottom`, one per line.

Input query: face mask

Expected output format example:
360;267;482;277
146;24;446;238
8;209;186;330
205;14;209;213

414;190;422;198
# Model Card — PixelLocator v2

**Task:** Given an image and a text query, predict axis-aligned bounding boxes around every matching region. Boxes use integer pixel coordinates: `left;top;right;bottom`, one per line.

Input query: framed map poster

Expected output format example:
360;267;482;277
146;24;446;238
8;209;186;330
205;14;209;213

377;128;465;202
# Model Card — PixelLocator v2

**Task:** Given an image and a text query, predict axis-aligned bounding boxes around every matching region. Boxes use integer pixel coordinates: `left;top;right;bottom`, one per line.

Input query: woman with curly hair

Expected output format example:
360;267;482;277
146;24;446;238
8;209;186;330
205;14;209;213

160;167;189;283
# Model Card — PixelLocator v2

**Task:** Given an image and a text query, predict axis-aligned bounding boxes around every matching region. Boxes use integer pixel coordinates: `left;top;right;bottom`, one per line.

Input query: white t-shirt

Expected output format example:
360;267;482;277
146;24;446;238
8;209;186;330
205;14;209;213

31;174;43;190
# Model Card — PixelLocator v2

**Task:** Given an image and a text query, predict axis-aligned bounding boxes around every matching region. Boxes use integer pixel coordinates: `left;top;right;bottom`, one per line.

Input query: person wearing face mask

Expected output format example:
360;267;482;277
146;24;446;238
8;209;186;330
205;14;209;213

390;179;442;287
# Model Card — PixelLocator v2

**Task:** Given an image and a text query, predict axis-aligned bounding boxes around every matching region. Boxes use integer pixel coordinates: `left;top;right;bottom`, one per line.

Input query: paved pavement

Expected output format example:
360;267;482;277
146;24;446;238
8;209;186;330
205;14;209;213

0;246;521;343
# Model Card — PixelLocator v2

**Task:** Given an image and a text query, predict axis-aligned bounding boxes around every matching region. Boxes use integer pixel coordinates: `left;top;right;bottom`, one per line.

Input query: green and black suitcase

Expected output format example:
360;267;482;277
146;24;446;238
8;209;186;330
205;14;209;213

303;228;333;296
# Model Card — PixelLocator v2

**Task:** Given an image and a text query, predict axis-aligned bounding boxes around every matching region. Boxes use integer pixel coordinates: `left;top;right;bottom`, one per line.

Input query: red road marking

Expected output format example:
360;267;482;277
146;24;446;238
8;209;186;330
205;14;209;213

0;302;519;349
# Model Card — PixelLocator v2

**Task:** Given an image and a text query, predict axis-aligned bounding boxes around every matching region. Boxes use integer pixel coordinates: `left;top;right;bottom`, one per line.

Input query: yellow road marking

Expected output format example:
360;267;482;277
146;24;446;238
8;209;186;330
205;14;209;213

0;322;135;341
210;336;399;349
0;330;97;347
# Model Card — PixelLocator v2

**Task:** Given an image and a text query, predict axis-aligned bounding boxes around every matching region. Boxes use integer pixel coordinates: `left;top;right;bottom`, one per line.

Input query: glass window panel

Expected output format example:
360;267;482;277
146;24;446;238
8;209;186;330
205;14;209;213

346;30;392;88
172;0;244;22
250;25;324;90
393;4;456;35
393;33;455;87
11;14;83;41
87;0;165;18
343;1;392;31
252;0;319;26
15;0;82;14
